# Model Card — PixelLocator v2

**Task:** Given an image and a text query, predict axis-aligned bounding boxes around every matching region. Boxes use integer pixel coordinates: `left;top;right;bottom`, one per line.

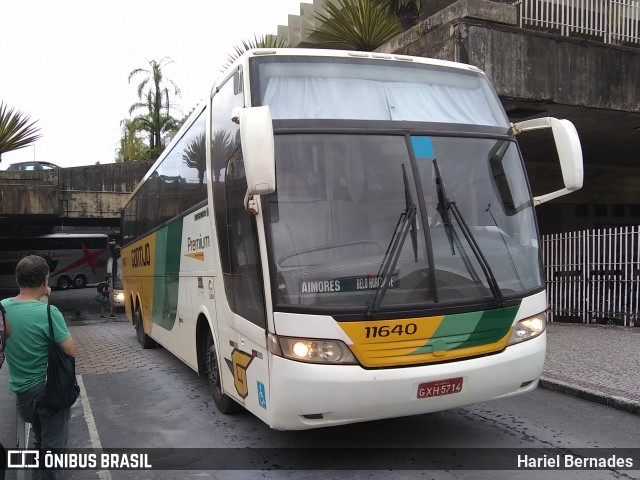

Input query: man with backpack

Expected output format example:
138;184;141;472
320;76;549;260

2;255;76;480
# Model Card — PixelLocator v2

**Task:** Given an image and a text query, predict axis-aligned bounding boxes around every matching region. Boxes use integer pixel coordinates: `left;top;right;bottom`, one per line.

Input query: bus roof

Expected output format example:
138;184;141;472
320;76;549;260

215;48;486;95
190;48;485;130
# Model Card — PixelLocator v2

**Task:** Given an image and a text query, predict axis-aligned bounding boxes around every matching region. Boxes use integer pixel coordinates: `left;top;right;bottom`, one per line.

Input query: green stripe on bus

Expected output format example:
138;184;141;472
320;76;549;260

411;305;519;354
152;219;183;330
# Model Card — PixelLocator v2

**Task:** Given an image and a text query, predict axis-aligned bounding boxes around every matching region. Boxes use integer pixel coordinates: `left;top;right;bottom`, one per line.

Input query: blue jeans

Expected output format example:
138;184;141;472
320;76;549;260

16;382;71;480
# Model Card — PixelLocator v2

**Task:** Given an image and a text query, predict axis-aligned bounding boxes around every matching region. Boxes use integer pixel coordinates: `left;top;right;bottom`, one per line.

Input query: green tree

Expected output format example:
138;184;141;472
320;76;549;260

375;0;422;29
128;58;181;157
223;34;292;71
377;0;422;9
115;118;150;163
130;109;181;160
0;102;42;163
310;0;402;51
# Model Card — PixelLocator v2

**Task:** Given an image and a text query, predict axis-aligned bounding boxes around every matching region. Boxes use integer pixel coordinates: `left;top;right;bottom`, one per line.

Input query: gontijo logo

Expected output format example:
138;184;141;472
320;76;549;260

131;243;151;268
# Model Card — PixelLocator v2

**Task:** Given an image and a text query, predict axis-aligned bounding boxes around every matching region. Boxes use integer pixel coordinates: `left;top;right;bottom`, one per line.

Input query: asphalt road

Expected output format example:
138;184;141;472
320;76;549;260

2;287;639;480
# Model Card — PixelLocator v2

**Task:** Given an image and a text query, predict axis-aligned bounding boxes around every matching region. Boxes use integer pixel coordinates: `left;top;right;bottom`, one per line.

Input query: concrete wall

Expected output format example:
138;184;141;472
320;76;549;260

466;23;640;112
58;162;152;219
0;161;153;231
0;170;60;216
378;0;640;113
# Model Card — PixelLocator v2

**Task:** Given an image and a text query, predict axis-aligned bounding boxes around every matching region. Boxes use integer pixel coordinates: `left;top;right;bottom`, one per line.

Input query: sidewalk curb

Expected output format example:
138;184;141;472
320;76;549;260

539;377;640;416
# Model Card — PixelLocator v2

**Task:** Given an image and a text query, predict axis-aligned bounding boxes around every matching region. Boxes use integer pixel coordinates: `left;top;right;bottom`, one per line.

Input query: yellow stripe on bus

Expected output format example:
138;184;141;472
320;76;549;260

340;316;443;367
340;316;513;367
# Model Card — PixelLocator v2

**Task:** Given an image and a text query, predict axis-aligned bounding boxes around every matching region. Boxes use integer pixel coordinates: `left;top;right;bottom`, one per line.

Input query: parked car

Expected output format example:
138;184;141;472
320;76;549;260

7;161;60;171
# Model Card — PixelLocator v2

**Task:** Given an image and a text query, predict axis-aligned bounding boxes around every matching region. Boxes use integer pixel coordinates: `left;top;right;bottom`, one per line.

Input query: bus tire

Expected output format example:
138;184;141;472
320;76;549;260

205;330;241;414
56;276;71;290
73;275;87;289
134;307;156;349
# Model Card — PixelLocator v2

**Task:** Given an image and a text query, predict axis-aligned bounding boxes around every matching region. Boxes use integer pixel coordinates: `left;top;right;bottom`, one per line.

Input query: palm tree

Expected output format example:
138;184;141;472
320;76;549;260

183;133;207;184
310;0;402;51
222;34;292;72
0;102;42;163
377;0;422;9
131;111;181;157
128;58;181;155
376;0;422;29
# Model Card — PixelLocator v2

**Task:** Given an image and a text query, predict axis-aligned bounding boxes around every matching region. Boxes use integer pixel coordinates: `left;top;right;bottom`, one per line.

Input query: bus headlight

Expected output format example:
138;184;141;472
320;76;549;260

115;292;125;302
507;313;546;346
269;334;357;364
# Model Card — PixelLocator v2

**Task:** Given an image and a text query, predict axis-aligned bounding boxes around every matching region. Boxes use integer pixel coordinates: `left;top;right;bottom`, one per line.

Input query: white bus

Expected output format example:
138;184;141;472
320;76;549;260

121;49;583;430
0;233;110;291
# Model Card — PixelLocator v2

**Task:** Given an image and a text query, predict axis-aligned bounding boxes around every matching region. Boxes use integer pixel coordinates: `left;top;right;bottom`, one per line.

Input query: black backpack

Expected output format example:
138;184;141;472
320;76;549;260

97;282;106;294
0;303;6;370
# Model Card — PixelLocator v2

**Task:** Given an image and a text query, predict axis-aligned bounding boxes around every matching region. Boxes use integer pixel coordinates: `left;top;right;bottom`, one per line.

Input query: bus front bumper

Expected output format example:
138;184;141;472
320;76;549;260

266;331;546;430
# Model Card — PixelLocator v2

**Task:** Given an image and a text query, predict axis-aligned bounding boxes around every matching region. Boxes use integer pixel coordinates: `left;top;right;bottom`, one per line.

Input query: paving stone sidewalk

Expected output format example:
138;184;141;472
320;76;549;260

541;322;640;415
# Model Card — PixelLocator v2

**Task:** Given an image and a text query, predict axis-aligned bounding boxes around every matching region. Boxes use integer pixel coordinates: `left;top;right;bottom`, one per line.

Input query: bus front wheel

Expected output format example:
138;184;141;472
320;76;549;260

134;307;156;349
205;330;241;414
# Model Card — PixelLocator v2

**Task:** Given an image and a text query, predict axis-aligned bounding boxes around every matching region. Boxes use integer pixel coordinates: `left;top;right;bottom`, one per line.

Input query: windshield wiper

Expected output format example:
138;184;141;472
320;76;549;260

433;159;456;255
433;159;505;306
367;164;416;317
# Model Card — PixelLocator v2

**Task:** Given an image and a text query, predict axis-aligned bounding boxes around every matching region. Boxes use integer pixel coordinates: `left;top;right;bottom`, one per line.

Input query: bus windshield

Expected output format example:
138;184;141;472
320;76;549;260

265;133;542;312
252;55;509;127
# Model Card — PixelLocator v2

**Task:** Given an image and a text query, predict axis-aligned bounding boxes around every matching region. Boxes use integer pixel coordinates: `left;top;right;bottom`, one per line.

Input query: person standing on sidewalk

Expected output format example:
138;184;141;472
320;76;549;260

1;255;76;480
96;275;116;318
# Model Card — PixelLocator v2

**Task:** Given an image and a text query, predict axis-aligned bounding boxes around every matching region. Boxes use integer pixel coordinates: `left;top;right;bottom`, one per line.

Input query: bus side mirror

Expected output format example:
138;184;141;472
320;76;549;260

236;106;276;197
512;117;583;206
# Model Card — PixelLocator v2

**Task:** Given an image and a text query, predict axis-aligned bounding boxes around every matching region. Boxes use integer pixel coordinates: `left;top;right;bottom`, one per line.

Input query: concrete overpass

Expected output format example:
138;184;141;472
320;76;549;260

0;161;153;238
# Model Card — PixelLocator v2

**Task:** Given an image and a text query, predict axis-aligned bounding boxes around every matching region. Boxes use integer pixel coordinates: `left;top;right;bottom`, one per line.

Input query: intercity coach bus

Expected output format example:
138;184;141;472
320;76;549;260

0;233;109;291
120;49;583;430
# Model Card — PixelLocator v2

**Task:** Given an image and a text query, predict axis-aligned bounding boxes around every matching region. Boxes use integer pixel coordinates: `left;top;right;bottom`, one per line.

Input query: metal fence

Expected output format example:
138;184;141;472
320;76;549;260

513;0;640;45
542;226;640;326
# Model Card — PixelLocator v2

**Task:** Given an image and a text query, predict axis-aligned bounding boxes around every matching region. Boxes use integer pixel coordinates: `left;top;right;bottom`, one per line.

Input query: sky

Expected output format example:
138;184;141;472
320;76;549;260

0;0;309;169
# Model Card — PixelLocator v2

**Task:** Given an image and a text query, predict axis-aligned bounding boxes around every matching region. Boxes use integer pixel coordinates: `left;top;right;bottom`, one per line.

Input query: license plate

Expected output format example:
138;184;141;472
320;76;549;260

417;377;463;399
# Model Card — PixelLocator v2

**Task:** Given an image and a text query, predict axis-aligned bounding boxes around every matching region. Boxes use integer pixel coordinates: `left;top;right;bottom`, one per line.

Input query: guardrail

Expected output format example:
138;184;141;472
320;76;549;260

512;0;640;45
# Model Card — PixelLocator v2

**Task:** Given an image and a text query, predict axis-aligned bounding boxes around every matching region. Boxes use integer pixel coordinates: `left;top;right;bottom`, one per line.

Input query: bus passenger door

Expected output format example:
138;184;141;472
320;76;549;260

218;153;270;423
211;68;270;423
